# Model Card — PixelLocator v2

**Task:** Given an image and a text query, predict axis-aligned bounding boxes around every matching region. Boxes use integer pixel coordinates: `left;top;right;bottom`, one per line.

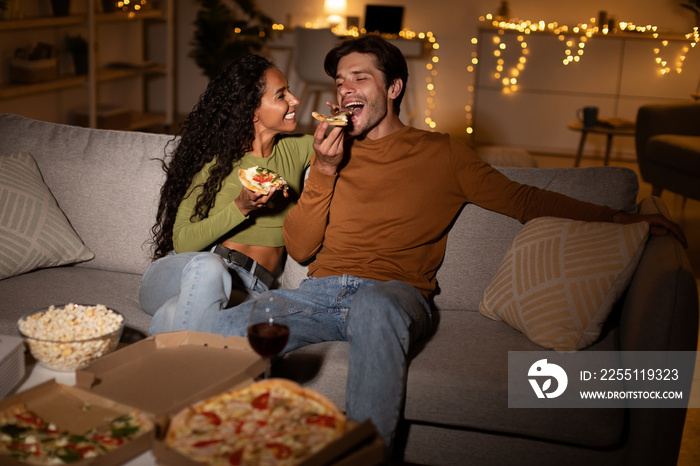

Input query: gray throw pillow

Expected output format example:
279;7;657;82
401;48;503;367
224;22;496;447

0;150;94;280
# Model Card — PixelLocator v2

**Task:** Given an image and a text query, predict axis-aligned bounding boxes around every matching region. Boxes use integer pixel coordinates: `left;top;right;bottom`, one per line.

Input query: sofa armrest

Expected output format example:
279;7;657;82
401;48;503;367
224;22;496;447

635;103;700;169
635;103;700;150
618;196;699;351
617;196;698;465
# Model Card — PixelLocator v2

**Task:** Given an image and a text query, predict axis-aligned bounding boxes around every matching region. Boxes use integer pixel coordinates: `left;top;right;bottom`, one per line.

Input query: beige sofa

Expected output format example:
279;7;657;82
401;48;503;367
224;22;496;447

1;113;697;465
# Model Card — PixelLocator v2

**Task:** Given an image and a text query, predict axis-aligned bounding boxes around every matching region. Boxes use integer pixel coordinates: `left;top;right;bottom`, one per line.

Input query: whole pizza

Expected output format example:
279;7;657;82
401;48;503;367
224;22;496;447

0;403;151;464
165;378;346;465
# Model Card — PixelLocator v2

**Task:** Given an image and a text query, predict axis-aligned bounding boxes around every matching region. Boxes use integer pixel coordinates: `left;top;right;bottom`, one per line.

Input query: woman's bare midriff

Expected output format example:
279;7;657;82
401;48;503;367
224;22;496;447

220;240;284;273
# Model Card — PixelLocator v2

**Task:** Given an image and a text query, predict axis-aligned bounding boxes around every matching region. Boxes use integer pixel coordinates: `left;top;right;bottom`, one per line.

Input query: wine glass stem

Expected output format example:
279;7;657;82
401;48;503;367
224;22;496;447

265;357;271;379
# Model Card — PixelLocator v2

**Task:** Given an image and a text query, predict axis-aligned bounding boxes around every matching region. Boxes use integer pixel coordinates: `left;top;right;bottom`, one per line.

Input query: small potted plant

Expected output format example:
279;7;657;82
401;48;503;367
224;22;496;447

65;34;88;75
190;0;276;79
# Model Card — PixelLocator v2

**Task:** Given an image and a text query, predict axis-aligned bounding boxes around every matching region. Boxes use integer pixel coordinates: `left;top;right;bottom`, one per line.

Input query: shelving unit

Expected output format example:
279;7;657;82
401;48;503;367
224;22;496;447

0;0;174;132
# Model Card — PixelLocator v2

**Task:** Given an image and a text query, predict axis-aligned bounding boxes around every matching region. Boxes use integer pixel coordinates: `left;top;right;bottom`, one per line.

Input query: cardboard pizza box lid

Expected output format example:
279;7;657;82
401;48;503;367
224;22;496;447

151;419;384;466
333;431;385;466
74;331;265;428
0;380;155;466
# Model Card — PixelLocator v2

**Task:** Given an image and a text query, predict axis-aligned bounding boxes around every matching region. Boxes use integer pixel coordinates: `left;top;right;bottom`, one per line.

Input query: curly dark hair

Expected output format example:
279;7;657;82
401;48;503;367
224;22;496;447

150;54;275;260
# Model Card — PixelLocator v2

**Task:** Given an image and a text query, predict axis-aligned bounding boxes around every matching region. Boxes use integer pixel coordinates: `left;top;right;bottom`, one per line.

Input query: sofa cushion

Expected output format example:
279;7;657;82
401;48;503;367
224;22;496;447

647;135;700;176
0;114;172;275
0;267;149;337
0;150;94;280
479;218;649;351
434;166;640;311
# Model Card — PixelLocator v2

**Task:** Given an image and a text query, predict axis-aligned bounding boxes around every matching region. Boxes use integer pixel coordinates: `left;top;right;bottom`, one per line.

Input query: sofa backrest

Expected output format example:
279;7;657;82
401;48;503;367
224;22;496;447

0;113;172;275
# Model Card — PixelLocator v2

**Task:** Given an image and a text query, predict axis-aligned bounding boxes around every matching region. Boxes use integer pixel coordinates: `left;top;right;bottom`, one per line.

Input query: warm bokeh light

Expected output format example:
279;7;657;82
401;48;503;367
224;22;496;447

465;14;699;136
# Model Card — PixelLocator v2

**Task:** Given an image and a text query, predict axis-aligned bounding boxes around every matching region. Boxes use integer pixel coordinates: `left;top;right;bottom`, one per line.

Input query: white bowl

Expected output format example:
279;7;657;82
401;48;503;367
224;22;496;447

17;304;124;372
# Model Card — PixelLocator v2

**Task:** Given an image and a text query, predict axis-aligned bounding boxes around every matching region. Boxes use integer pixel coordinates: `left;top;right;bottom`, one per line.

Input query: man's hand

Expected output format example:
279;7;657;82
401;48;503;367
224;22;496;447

312;121;345;175
311;101;346;176
613;211;688;248
235;186;277;216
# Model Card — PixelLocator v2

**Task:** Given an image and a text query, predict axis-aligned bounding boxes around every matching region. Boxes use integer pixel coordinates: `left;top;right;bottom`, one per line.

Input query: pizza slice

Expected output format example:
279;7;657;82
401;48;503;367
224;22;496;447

238;166;289;197
311;110;352;126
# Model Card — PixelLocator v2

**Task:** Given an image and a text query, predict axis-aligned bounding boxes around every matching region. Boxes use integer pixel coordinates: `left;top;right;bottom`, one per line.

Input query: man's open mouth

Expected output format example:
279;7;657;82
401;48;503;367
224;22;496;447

343;102;364;120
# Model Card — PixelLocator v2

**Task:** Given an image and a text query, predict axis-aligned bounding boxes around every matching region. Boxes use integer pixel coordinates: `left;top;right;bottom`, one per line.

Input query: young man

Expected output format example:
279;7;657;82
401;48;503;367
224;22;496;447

281;34;686;453
150;35;686;458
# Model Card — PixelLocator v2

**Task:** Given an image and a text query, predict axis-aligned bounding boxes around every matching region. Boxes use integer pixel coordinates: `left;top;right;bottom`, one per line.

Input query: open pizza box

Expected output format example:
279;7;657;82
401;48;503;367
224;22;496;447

4;331;384;465
74;331;265;432
0;380;155;466
1;331;260;465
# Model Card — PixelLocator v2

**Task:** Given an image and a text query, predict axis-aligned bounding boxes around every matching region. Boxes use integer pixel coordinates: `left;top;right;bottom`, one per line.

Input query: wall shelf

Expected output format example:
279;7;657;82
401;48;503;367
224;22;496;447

0;76;86;100
97;64;166;82
94;9;166;23
0;0;175;132
0;15;84;31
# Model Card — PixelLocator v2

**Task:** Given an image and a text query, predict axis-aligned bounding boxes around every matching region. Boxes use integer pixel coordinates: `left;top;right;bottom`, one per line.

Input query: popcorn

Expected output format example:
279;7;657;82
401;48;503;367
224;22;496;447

18;304;124;371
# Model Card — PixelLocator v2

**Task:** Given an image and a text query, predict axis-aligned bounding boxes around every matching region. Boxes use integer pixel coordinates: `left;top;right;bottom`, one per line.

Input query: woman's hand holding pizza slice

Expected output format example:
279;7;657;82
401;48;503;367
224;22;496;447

236;167;287;215
236;184;277;216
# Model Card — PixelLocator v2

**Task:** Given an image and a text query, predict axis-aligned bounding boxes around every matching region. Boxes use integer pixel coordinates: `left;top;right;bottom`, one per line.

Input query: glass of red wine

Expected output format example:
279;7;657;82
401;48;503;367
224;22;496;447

247;295;290;379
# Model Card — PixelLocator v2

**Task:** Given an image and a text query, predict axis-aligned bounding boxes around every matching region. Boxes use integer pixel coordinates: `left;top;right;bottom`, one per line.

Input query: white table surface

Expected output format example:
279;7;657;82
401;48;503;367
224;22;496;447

15;358;157;466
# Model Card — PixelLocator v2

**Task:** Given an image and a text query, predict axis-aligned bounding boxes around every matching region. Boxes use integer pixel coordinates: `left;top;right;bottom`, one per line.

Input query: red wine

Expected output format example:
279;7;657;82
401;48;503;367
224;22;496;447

248;323;290;357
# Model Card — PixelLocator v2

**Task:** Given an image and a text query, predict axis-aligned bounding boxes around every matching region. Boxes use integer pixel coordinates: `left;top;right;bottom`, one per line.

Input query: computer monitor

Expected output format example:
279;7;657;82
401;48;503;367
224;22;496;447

364;5;404;35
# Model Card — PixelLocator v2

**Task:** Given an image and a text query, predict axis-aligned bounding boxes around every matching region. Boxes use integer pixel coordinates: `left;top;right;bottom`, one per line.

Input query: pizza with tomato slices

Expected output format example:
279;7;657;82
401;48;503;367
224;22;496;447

0;403;152;464
165;378;346;465
312;110;352;126
238;166;289;197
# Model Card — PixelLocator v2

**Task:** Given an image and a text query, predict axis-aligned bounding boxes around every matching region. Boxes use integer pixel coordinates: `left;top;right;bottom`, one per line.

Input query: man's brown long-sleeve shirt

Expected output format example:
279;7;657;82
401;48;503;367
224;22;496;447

283;126;618;299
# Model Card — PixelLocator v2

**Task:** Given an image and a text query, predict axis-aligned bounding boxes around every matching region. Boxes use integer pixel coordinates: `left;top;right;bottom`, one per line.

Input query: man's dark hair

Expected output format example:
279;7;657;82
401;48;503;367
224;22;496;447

323;35;409;116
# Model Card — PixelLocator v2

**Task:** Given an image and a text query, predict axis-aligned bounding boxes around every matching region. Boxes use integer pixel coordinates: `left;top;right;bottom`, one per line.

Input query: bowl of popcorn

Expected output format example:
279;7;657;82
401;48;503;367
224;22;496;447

17;303;124;372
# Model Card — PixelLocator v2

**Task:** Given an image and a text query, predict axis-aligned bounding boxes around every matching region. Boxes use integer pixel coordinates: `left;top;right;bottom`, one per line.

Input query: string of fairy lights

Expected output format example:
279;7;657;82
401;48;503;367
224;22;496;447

415;30;440;130
464;13;700;136
115;0;149;17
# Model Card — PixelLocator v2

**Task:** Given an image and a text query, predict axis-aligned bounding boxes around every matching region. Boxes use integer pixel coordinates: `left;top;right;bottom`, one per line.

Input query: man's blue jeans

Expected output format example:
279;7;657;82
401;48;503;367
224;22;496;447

149;274;432;453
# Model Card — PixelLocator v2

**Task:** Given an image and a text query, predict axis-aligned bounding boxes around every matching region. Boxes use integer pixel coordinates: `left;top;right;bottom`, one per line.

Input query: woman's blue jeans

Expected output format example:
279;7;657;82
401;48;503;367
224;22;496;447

138;251;269;325
148;273;432;454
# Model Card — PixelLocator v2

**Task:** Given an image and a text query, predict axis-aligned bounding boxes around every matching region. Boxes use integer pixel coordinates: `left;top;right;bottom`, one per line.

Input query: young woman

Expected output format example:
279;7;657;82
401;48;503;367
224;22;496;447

138;54;313;330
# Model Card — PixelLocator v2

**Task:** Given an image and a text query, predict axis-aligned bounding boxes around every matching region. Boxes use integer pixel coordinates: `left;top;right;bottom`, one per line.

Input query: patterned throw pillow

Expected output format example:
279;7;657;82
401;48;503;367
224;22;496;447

0;150;94;280
479;217;649;351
